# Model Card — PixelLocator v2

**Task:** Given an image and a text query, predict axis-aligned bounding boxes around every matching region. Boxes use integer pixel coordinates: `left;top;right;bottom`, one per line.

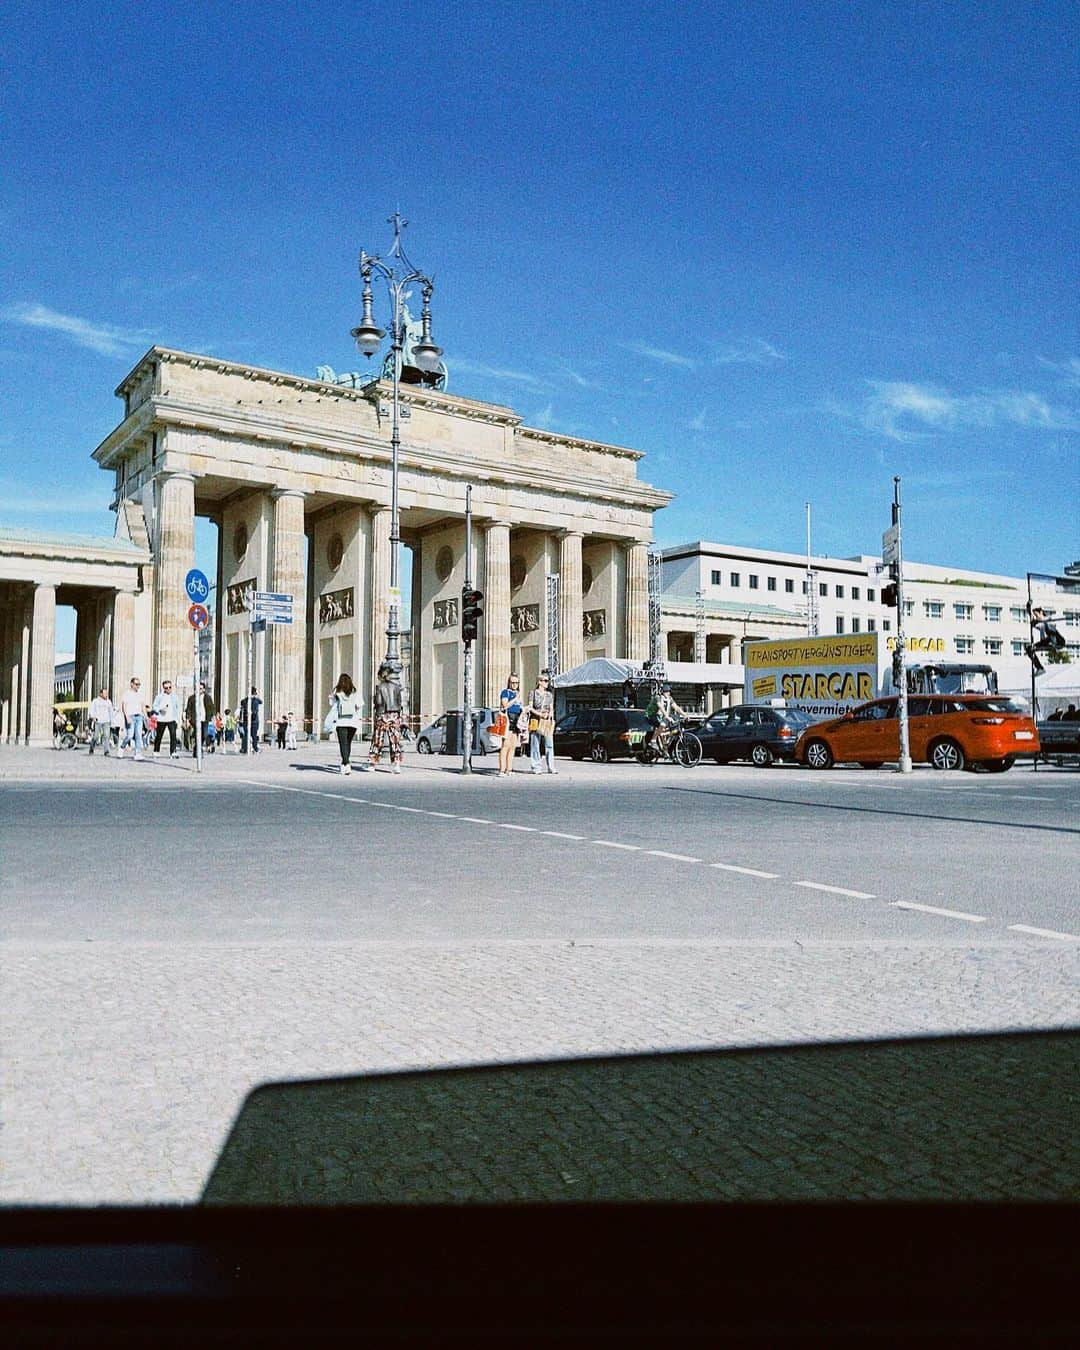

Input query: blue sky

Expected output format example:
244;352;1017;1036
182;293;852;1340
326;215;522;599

3;0;1077;604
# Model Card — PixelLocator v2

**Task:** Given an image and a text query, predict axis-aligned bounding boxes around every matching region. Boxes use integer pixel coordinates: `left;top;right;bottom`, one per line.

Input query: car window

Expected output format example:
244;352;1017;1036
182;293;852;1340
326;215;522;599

602;711;624;729
557;715;577;732
578;711;598;730
852;701;896;722
624;710;652;730
706;712;731;729
735;708;758;725
909;698;933;716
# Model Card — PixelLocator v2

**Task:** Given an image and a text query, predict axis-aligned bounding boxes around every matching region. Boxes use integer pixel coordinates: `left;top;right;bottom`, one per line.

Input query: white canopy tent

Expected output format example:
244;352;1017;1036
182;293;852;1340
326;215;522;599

551;656;744;716
1001;662;1080;717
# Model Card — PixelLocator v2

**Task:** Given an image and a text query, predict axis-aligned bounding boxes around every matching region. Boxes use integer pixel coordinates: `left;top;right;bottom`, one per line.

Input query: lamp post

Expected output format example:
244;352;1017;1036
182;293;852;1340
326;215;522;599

351;212;444;680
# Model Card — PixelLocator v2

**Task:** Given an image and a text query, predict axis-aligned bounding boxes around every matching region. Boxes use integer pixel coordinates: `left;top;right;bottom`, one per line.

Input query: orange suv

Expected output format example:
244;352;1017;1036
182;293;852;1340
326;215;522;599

796;695;1039;773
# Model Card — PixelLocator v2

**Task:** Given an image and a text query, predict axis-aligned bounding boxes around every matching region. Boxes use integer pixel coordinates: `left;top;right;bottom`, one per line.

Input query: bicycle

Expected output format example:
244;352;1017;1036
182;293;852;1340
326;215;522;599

635;720;702;768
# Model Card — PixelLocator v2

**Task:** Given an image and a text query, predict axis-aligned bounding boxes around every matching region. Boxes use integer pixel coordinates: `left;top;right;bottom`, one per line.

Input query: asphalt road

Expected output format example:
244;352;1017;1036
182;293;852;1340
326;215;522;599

3;755;1078;944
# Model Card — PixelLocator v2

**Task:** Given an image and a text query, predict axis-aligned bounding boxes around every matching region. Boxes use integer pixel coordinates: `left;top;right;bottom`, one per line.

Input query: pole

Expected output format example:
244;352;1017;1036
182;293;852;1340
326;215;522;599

194;630;203;774
1028;572;1037;773
385;281;403;677
462;484;473;774
245;623;253;755
894;477;912;774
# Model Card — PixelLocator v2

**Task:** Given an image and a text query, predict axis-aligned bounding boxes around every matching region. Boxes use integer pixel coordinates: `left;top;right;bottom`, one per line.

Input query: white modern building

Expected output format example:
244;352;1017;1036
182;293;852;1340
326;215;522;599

661;541;1079;699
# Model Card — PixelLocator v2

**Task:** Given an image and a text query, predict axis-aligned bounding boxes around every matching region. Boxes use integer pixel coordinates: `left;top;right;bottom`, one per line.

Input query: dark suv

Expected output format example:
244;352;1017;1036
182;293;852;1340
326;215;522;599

555;707;653;762
697;703;813;766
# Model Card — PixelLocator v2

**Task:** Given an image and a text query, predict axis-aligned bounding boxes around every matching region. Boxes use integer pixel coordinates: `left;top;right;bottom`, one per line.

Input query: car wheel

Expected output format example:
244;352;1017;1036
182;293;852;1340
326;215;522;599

417;737;432;754
590;739;610;763
804;739;834;770
750;743;773;767
981;756;1014;773
929;738;965;771
858;761;884;770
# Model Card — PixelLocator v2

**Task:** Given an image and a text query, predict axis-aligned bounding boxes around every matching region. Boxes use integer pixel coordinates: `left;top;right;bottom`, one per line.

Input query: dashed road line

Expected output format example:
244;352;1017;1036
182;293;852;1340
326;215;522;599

1008;924;1080;942
893;901;986;924
498;823;537;832
711;864;780;879
456;816;493;825
794;881;876;900
592;839;640;850
645;850;701;863
542;830;586;840
1007;795;1053;802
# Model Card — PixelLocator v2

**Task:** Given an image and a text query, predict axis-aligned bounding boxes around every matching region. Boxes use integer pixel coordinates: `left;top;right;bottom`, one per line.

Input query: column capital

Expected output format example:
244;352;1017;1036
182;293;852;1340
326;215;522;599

271;487;306;502
159;470;196;484
557;528;584;541
481;518;512;533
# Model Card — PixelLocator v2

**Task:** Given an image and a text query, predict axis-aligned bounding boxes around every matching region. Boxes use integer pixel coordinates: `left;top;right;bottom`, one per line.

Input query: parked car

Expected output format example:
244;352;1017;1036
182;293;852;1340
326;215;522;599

795;695;1040;772
416;709;502;755
697;704;814;766
555;707;653;762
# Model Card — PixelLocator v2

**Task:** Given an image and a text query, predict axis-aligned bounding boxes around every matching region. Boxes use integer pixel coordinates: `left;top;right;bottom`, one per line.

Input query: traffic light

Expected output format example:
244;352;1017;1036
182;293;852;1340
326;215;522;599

881;582;899;609
461;588;484;643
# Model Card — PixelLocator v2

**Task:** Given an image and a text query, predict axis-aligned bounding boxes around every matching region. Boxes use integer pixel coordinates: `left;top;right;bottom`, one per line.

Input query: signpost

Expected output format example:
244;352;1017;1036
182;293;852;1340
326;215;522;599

186;594;210;773
890;479;912;775
244;590;294;751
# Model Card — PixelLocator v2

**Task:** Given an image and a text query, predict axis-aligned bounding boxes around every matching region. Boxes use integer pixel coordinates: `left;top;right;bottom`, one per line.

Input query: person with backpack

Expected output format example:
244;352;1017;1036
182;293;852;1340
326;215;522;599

325;673;360;775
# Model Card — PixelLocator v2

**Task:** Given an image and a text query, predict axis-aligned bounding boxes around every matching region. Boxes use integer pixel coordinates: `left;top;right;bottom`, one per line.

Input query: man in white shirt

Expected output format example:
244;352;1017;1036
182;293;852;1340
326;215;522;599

88;688;114;756
150;679;181;758
117;678;148;761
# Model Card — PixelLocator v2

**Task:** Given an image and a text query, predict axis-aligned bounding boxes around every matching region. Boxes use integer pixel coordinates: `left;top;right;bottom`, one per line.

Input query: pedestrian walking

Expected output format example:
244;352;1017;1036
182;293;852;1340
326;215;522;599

324;674;360;774
223;709;237;752
184;682;217;759
497;673;523;777
88;687;114;756
527;670;557;774
117;677;148;760
369;664;404;773
239;687;262;753
276;713;287;749
150;679;181;758
285;712;298;751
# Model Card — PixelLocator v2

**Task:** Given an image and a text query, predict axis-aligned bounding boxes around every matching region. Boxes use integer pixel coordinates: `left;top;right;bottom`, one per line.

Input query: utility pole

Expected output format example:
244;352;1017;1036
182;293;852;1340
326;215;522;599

892;478;912;774
462;485;473;774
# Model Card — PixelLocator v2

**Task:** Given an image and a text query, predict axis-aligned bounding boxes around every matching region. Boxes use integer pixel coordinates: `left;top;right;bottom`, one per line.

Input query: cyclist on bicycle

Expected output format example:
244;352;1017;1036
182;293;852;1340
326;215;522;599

644;684;685;754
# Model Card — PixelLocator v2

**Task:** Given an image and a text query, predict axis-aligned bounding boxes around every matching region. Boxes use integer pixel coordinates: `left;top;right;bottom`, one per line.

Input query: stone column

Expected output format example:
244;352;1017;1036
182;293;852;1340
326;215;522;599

482;521;512;708
18;591;32;742
95;595;113;698
152;472;196;688
625;542;650;662
28;583;56;745
368;506;392;700
74;599;96;703
111;591;136;697
270;489;306;725
0;603;11;741
558;531;584;673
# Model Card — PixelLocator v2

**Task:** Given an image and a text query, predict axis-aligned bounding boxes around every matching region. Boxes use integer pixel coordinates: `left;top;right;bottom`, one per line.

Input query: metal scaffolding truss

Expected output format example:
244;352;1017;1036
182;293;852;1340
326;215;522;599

694;588;706;663
647;549;664;666
545;572;560;676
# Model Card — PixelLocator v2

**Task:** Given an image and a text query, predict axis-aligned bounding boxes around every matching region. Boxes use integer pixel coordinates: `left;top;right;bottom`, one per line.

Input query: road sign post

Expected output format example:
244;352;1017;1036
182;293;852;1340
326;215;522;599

890;479;912;775
187;602;209;773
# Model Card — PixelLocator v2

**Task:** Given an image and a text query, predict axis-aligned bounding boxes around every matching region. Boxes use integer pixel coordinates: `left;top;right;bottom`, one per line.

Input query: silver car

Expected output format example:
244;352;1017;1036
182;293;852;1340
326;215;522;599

416;709;503;756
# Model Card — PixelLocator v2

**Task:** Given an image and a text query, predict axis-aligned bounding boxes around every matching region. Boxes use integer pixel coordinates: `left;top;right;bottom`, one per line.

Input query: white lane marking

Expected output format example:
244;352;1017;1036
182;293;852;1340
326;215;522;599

646;850;701;863
426;811;459;818
241;781;370;806
593;839;640;850
711;863;780;879
1008;924;1080;942
1006;795;1052;802
893;901;986;923
542;830;586;840
457;816;493;825
498;823;537;832
390;805;425;813
794;881;876;900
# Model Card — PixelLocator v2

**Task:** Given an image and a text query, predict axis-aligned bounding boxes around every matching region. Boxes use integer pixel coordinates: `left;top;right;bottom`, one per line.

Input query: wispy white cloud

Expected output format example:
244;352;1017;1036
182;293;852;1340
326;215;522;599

713;337;786;366
1038;355;1080;388
532;402;556;428
451;355;549;388
1;302;153;358
687;407;707;432
623;342;698;369
558;364;601;389
837;379;1079;441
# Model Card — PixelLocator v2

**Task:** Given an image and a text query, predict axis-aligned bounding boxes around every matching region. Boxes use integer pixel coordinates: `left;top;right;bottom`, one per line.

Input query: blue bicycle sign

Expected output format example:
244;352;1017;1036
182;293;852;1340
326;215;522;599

185;568;210;603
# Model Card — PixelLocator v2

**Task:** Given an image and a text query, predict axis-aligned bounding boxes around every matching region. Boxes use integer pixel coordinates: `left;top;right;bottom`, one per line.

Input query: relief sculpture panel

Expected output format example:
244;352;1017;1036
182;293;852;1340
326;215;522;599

319;587;354;623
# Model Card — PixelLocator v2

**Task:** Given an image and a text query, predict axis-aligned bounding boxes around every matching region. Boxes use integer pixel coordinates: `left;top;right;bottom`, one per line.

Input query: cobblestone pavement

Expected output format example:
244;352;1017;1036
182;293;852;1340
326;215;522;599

3;938;1078;1204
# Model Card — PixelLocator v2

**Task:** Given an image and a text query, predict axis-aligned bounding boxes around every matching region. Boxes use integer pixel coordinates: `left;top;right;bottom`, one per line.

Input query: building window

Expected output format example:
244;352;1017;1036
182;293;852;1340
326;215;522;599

767;577;776;592
983;605;1001;622
710;570;721;585
835;617;845;634
904;600;915;616
882;619;892;632
1068;642;1080;659
924;601;944;619
956;636;974;654
984;638;1003;655
867;588;875;602
730;572;740;587
835;584;845;599
867;618;876;632
802;580;808;595
819;583;828;597
785;579;795;593
1011;640;1026;656
1010;606;1026;623
852;586;861;601
954;603;973;621
1064;611;1080;627
749;574;759;590
851;617;861;633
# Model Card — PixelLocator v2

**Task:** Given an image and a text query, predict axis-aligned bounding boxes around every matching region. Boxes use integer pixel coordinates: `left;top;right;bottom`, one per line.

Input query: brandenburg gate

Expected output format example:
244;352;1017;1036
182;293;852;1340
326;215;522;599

85;341;671;730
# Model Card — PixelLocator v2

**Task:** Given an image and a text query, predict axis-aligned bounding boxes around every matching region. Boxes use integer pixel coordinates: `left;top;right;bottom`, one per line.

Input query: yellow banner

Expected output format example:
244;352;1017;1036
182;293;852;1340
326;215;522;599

745;635;879;669
751;674;777;698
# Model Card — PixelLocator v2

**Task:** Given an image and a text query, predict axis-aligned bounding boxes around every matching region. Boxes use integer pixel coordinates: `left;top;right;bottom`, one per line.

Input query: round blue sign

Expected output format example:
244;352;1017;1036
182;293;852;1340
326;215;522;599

185;568;210;603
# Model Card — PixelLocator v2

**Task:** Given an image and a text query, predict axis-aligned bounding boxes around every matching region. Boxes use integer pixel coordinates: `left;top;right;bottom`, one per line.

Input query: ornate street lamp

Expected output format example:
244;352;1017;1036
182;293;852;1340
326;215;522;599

351;212;444;679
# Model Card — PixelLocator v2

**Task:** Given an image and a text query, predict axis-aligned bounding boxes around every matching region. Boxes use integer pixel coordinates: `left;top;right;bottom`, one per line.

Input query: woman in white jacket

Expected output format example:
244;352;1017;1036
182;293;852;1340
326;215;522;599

326;674;360;774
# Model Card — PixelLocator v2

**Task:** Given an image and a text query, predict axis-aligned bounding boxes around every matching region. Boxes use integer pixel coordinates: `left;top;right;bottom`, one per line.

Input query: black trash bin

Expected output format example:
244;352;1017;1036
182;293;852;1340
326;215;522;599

441;711;488;755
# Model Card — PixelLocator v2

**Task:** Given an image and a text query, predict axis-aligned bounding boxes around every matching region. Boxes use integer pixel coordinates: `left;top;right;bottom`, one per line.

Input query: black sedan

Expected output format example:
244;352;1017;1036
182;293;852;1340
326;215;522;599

697;704;813;766
554;708;653;762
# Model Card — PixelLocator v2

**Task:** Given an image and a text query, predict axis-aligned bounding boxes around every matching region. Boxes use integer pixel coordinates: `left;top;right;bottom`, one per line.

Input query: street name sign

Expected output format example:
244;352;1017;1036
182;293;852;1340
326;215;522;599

185;569;211;603
881;525;899;565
